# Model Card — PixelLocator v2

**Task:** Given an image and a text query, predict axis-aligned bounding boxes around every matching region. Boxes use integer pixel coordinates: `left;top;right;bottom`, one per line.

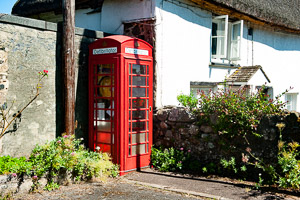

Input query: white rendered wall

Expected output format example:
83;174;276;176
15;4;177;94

74;0;300;111
240;25;300;111
155;0;233;107
75;0;154;33
75;9;102;30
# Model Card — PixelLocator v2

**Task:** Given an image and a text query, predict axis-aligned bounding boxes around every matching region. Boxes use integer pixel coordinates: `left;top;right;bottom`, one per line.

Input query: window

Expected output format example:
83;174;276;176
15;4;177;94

285;93;298;111
211;15;243;61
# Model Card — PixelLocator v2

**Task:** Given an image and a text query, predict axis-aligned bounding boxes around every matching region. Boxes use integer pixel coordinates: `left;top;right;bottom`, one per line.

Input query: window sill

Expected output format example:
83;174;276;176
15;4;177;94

209;62;240;69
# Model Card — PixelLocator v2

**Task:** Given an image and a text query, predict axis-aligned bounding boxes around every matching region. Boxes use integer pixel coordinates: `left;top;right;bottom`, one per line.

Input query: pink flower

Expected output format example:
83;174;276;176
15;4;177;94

178;161;182;164
180;147;184;151
242;153;249;163
57;140;61;144
188;149;191;153
71;152;75;156
63;135;68;138
32;175;38;180
43;70;48;74
12;173;17;177
246;147;252;153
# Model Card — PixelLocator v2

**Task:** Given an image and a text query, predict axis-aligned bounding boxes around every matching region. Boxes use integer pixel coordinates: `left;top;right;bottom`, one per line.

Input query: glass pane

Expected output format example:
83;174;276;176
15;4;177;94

97;64;113;74
129;64;131;74
132;110;145;119
129;87;132;97
132;121;145;131
94;102;105;120
212;38;217;55
129;134;131;144
232;23;241;40
217;20;225;36
132;64;146;74
129;146;131;156
147;65;149;74
98;76;113;97
132;133;146;144
96;121;111;132
132;76;146;86
97;132;111;143
132;99;146;108
147;88;149;97
147;77;149;86
132;87;146;97
218;37;225;55
147;143;149;153
231;40;238;58
129;76;132;85
129;122;131;132
212;22;218;36
131;144;146;156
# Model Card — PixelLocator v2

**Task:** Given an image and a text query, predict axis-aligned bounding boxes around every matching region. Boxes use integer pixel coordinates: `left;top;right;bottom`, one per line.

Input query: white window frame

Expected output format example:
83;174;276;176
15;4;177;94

285;93;298;111
211;15;228;59
211;15;243;61
230;20;243;60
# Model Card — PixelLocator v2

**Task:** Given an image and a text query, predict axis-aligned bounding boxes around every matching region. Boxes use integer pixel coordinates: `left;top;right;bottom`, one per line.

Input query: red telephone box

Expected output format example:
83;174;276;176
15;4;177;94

88;35;153;175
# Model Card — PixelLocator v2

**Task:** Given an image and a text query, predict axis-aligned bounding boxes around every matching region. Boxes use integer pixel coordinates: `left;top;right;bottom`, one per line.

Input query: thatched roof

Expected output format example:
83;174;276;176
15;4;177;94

190;0;300;32
12;0;104;16
12;0;300;32
226;65;270;83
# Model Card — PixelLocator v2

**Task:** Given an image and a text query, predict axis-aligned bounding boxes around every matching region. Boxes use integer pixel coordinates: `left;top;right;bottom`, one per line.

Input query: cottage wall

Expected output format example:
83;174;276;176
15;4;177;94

0;14;104;157
154;0;300;109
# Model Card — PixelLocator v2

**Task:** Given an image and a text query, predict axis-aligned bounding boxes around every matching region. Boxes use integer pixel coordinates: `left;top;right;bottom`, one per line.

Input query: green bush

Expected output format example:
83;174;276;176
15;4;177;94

0;135;119;192
29;135;119;184
178;86;285;137
0;156;31;175
151;146;191;172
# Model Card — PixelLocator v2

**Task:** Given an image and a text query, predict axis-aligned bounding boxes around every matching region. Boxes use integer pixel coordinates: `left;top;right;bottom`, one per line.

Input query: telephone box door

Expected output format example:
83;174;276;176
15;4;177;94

125;59;153;172
89;58;118;163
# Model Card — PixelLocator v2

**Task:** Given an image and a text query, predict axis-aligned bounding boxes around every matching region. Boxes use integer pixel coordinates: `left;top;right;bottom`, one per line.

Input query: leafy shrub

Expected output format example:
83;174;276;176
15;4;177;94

151;146;191;172
178;86;286;137
29;134;119;186
0;156;31;175
0;134;119;192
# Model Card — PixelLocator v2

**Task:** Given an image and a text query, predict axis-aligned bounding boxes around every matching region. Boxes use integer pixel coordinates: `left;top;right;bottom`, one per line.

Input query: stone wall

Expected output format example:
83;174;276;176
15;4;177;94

154;106;300;163
0;14;104;157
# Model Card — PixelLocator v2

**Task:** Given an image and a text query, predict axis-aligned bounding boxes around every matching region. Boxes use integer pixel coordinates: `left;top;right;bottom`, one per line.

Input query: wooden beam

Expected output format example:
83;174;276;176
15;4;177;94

63;0;75;135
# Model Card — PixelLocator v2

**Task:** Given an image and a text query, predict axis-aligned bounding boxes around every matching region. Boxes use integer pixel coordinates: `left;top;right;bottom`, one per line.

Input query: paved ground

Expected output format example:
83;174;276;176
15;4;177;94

14;168;300;200
14;179;202;200
124;168;300;200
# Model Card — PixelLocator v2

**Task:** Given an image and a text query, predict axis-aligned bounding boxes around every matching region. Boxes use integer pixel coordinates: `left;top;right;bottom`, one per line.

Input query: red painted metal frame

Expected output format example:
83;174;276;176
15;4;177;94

88;35;153;175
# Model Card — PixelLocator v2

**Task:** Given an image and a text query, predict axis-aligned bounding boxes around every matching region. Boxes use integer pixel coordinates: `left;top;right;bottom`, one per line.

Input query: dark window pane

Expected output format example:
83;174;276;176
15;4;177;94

212;22;218;36
132;121;146;131
132;76;146;86
132;99;146;108
132;110;145;119
133;87;146;97
132;64;146;74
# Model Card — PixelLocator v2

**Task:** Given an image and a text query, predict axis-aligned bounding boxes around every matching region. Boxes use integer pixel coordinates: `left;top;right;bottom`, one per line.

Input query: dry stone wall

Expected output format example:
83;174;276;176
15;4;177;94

0;14;104;157
154;106;300;163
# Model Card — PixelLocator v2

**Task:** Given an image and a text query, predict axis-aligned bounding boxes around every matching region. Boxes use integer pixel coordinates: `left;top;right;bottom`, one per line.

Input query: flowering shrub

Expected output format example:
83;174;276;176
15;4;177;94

0;135;119;192
151;146;191;172
29;134;119;189
178;86;286;137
